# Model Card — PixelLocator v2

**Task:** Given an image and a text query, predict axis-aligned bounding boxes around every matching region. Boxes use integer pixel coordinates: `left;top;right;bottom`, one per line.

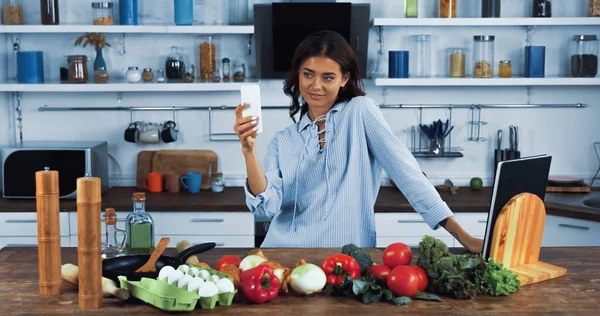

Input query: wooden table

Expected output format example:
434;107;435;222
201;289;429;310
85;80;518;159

1;247;599;315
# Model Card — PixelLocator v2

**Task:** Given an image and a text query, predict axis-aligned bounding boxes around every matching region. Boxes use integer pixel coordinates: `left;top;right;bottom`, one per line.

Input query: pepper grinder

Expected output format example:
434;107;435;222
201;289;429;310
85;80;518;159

35;167;62;296
77;174;103;309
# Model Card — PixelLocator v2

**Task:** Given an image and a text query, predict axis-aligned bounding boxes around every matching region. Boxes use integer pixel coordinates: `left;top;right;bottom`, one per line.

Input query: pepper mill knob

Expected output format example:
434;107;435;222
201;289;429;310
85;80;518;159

44;166;50;171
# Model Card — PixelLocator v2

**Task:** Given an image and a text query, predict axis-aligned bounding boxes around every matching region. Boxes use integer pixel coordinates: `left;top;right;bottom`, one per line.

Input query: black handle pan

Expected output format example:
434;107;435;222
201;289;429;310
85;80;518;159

102;242;216;283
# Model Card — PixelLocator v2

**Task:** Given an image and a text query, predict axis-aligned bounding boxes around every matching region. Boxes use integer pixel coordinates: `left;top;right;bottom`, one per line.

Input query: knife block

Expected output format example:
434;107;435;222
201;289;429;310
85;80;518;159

489;193;567;286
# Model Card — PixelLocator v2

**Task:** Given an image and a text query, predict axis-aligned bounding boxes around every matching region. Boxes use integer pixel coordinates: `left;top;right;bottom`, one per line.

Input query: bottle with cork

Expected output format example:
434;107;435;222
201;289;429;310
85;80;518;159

125;192;155;255
102;208;127;259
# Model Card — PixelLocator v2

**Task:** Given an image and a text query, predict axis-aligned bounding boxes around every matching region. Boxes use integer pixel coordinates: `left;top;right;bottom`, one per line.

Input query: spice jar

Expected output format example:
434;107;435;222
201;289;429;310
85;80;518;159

498;60;512;78
448;48;466;77
94;66;110;83
142;68;153;82
212;69;221;82
156;69;166;83
439;0;456;18
200;36;217;80
570;35;598;77
211;172;224;193
233;63;246;82
222;57;230;81
3;0;23;24
126;66;142;83
68;55;88;83
91;2;113;25
589;0;600;16
473;35;495;78
184;65;195;83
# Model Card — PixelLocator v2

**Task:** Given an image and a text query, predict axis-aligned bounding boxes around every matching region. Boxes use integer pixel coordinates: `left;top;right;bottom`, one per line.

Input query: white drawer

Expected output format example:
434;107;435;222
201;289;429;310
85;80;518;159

453;213;489;237
71;234;163;248
0;236;70;248
161;212;254;236
376;236;455;248
163;235;254;248
0;212;70;237
375;213;452;237
69;212;162;236
542;215;600;247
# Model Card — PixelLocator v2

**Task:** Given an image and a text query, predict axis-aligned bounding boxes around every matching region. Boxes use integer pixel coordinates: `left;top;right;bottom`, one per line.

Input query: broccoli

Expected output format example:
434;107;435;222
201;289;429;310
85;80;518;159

429;256;457;279
341;243;374;276
416;235;450;271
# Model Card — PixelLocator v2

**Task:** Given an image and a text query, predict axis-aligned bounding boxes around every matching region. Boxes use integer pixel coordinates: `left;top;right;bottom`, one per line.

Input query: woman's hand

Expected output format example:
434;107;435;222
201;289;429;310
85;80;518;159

233;103;259;154
441;216;483;254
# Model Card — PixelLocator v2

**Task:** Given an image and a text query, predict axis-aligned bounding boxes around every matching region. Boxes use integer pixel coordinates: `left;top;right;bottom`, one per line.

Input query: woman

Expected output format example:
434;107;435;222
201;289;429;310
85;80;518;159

234;30;483;253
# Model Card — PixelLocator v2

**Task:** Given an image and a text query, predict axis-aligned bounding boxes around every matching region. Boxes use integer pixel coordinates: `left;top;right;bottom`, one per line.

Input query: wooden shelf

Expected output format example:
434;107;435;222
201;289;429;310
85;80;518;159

0;25;254;34
375;77;600;87
373;17;600;27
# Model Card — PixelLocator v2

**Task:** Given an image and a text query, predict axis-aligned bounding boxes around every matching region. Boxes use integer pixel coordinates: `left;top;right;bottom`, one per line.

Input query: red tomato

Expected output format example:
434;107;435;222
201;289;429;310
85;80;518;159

387;266;420;297
412;266;428;291
383;242;413;269
216;255;242;271
366;264;391;283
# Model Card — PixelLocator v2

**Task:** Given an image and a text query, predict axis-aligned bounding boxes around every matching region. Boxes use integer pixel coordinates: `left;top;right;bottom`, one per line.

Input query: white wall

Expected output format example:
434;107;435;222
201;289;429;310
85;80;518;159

1;0;599;188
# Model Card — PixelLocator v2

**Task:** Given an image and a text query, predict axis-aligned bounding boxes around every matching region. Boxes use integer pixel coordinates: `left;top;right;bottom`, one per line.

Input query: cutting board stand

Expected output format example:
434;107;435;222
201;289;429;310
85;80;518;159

489;193;567;286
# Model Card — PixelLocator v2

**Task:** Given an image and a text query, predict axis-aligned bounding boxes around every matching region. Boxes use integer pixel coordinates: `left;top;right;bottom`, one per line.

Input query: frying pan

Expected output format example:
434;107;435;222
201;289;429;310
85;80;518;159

102;242;216;283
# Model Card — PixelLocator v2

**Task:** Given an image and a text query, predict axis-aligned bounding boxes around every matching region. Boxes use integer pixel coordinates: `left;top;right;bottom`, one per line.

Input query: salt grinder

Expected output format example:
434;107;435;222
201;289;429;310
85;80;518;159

35;167;62;296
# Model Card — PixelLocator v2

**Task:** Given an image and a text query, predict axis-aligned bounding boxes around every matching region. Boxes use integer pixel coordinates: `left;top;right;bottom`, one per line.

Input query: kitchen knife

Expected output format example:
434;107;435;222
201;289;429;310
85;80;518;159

514;125;520;158
444;179;458;196
509;125;514;151
494;129;504;177
497;129;502;150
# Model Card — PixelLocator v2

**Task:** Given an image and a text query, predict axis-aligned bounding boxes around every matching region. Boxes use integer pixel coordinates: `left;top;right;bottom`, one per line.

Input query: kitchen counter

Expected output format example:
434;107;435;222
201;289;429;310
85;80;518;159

0;246;599;315
0;186;598;222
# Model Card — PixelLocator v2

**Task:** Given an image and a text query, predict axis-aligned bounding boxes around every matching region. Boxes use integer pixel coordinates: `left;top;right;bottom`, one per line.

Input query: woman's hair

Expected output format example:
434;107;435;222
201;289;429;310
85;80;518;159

283;30;366;122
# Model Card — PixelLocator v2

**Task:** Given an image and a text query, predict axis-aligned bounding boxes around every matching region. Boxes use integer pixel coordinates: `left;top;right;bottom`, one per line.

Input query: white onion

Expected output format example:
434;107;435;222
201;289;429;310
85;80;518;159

289;262;327;295
239;255;268;271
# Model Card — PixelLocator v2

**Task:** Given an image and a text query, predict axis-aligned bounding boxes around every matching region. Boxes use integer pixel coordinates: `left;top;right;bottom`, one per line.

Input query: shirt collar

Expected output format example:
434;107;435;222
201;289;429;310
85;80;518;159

297;100;347;133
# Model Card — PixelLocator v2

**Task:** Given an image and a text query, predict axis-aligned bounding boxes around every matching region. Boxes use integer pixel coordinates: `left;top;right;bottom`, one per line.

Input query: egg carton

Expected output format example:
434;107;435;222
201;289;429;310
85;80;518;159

187;263;237;309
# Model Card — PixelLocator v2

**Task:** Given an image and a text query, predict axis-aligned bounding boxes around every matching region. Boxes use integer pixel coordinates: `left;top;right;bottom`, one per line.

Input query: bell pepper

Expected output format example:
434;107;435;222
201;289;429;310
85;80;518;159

321;254;361;286
239;263;280;304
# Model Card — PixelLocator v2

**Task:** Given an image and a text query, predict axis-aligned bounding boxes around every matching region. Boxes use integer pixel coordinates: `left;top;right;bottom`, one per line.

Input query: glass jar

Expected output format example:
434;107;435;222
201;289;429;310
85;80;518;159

92;2;113;25
498;60;512;78
222;57;231;81
570;35;599;78
212;68;221;82
156;69;167;83
200;37;217;80
184;64;195;83
448;48;466;78
405;0;418;18
142;68;153;82
3;0;23;24
125;192;155;255
102;208;126;259
94;66;110;83
439;0;456;18
589;0;600;16
166;45;185;80
126;66;142;83
211;172;224;193
473;35;495;78
228;0;248;25
409;35;432;78
532;0;551;17
482;0;501;18
201;0;225;25
40;0;59;25
67;55;88;83
233;63;246;82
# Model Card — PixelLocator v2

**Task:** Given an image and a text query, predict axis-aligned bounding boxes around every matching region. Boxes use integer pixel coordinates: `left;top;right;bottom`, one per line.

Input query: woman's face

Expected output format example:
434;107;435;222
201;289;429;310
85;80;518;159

298;56;349;114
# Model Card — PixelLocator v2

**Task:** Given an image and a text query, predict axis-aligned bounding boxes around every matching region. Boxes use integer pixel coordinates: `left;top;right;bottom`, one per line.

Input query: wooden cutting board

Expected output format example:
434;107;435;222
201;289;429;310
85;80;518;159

151;150;218;190
136;151;157;189
546;185;591;193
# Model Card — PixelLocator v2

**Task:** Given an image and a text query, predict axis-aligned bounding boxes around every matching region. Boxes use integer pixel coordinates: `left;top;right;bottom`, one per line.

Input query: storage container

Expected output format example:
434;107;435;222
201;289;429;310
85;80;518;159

409;34;432;77
405;0;418;18
119;0;138;25
40;0;59;25
570;35;598;77
482;0;501;17
498;60;512;78
473;35;495;78
3;0;23;24
439;0;456;18
91;2;113;25
68;55;89;83
228;0;248;25
174;0;193;25
532;0;551;17
448;48;466;77
589;0;600;16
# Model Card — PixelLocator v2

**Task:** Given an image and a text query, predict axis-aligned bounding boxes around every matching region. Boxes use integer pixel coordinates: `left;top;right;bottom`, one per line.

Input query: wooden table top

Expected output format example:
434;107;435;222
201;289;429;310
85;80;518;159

1;186;598;222
0;246;599;315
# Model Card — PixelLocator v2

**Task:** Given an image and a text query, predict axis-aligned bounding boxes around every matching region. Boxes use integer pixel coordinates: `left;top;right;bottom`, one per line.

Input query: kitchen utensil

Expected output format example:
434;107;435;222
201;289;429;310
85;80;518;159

514;125;521;158
144;172;164;193
61;264;130;302
444;179;458;196
35;168;61;296
137;150;157;189
135;237;170;273
151;150;218;190
102;242;216;284
494;129;504;177
548;175;584;185
435;184;460;193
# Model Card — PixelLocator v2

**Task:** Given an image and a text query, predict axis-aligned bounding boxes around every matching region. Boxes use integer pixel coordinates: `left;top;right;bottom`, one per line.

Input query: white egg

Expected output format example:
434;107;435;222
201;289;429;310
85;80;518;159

167;270;184;285
158;266;176;281
187;277;205;292
197;270;211;281
198;281;219;297
188;267;200;277
177;274;194;289
177;264;190;274
209;274;220;283
216;278;235;293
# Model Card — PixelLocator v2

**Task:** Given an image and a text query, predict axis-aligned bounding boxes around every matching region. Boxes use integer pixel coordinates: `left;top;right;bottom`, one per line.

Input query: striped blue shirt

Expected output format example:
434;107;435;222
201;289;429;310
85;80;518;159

244;96;453;248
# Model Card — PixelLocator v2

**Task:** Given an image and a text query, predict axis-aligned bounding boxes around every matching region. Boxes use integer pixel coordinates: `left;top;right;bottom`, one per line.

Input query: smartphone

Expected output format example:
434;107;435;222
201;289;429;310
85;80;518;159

240;84;263;133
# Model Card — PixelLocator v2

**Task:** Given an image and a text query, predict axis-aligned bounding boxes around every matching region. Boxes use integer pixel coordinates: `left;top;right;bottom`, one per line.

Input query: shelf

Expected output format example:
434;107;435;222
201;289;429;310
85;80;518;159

0;25;254;34
373;17;600;27
0;79;257;92
375;77;600;87
412;151;464;158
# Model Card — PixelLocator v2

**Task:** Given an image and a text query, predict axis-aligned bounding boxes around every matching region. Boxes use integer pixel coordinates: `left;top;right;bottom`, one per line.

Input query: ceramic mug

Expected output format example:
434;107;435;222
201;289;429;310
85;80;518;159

180;171;202;193
161;120;178;143
124;122;140;143
140;128;160;144
144;172;163;192
164;172;181;193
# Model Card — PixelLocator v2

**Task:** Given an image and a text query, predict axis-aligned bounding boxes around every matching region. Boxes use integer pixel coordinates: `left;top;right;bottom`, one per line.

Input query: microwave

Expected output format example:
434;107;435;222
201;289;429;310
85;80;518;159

1;141;109;199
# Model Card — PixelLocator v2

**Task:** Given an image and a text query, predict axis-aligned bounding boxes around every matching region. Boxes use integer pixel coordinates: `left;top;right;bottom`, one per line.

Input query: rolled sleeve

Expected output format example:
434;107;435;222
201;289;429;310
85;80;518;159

420;201;454;230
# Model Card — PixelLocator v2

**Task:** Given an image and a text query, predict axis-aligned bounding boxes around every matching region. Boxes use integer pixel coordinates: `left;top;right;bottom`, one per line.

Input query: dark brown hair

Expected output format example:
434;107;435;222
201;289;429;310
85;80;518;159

283;30;366;123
